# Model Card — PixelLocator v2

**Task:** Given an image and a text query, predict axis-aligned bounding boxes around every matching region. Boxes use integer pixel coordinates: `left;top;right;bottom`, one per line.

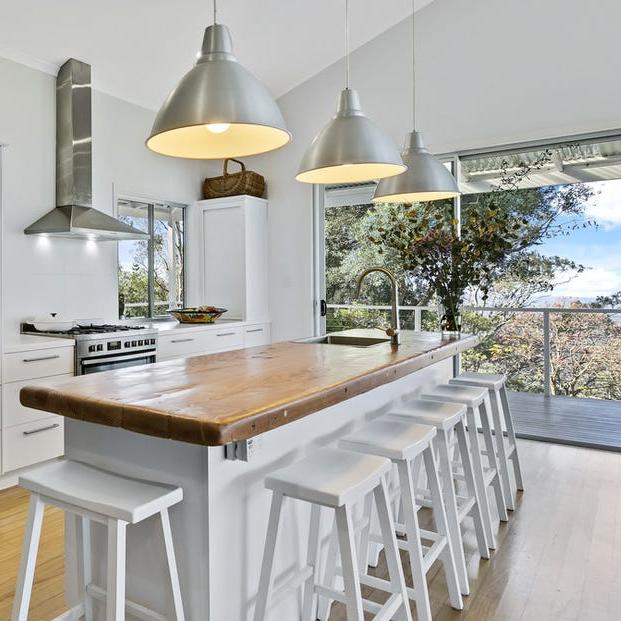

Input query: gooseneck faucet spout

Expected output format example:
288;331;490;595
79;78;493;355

355;266;401;346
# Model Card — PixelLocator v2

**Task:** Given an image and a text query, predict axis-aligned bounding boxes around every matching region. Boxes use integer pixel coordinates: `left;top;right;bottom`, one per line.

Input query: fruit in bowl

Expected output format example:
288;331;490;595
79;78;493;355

168;306;227;324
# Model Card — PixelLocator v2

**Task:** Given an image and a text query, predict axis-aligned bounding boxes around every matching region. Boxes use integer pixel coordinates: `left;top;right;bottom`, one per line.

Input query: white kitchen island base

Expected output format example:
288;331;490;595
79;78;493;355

62;358;452;621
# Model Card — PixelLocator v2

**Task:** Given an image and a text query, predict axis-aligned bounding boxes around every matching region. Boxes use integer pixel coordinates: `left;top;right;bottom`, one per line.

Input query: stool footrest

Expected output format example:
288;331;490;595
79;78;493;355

50;604;84;621
271;565;314;608
315;582;403;621
86;583;168;621
423;538;446;572
456;495;476;522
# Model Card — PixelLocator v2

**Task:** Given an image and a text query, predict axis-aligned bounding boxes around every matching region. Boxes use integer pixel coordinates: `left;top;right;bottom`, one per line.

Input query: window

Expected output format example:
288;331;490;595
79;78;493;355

117;199;186;319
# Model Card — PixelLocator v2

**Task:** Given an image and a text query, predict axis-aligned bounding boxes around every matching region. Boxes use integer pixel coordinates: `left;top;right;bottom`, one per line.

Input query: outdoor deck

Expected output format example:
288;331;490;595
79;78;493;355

509;392;621;451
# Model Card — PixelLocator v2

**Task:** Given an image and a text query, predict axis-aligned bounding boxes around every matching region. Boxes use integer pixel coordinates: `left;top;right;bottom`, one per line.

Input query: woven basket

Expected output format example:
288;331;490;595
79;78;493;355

203;158;266;200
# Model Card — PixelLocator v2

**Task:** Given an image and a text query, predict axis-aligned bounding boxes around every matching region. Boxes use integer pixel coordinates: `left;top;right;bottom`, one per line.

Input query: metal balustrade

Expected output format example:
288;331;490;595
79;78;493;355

327;304;621;398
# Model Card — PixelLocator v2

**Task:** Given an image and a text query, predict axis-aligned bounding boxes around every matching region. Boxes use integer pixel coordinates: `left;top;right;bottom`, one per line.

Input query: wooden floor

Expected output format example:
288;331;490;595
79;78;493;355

510;392;621;451
0;487;65;621
1;440;620;620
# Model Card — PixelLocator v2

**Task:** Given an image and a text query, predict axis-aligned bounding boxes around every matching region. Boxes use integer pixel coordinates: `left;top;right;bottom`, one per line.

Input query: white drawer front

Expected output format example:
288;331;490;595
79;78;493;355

158;333;208;360
201;326;244;352
2;376;70;428
3;347;74;383
2;417;64;473
244;324;271;347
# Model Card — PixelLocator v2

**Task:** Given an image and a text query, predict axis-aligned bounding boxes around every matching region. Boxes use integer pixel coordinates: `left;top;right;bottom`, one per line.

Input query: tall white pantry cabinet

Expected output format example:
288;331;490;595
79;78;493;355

195;195;270;323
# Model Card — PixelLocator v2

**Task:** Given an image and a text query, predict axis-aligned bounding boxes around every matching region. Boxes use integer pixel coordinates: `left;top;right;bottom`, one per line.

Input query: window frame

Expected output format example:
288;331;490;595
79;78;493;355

116;196;187;321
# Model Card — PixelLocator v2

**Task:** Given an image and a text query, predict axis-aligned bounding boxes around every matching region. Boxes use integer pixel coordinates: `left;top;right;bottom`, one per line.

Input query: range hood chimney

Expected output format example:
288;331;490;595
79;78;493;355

24;59;148;240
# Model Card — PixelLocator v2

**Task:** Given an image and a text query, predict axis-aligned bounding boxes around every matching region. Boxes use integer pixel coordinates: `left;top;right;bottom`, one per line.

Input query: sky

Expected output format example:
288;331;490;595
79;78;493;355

537;178;621;302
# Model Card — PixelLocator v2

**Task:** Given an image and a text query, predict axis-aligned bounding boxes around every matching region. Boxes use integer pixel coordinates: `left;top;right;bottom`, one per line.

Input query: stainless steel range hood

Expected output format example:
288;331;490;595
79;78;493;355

25;59;148;240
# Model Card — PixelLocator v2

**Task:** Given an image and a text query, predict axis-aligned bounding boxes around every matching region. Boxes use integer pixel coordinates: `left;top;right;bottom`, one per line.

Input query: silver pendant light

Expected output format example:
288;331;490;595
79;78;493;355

296;0;406;184
147;0;290;159
373;0;459;203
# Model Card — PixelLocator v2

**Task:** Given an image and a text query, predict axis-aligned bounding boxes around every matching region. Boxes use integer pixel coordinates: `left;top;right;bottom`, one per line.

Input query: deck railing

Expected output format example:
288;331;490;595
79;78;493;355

327;303;621;397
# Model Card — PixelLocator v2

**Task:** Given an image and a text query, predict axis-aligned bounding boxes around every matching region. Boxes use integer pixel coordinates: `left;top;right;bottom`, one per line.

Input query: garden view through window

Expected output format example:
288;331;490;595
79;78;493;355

118;199;185;319
323;137;621;404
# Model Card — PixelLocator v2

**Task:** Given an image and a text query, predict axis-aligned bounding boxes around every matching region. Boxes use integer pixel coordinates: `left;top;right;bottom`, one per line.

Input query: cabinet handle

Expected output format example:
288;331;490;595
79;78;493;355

170;338;195;344
246;328;264;333
23;423;60;436
217;332;236;337
22;354;61;363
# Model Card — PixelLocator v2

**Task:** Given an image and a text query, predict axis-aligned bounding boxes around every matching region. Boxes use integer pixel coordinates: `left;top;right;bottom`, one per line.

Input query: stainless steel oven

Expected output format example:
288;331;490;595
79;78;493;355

79;349;157;375
75;332;159;375
21;323;159;375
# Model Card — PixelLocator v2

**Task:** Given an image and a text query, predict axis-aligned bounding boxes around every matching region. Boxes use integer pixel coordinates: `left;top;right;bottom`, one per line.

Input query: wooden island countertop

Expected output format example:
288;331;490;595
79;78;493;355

19;329;478;446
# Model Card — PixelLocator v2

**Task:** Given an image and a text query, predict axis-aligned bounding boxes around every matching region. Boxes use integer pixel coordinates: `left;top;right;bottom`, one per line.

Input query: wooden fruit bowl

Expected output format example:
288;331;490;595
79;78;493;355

168;306;227;324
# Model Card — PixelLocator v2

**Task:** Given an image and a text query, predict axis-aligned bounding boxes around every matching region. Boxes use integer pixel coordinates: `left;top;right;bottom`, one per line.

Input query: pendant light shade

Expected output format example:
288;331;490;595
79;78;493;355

296;0;405;185
372;0;459;203
296;88;406;184
373;131;459;203
146;23;290;159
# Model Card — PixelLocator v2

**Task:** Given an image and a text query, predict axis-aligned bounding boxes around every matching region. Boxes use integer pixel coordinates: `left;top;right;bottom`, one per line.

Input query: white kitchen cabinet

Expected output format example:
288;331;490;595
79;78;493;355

198;195;269;322
158;325;244;361
3;346;74;383
243;323;271;347
2;376;69;427
1;345;73;475
2;417;64;473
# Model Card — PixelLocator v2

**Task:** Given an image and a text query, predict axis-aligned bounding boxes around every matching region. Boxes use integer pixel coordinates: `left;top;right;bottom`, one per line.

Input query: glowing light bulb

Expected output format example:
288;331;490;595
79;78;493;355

205;123;231;134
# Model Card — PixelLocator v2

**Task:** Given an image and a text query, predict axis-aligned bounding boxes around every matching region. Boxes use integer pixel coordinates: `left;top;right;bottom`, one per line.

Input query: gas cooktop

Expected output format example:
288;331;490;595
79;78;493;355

21;322;151;339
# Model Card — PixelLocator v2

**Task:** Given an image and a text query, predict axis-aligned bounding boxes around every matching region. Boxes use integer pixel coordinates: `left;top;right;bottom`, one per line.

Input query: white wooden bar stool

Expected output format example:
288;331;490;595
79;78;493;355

449;372;524;508
253;447;411;621
11;460;185;621
323;419;463;621
389;398;490;596
421;384;508;550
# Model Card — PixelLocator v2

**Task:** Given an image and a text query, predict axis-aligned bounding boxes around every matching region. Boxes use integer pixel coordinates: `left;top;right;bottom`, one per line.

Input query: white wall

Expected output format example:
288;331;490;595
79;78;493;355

254;0;621;341
0;57;209;340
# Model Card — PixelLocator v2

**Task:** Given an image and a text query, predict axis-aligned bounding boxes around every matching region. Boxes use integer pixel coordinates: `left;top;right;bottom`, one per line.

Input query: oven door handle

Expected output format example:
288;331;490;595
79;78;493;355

80;351;157;367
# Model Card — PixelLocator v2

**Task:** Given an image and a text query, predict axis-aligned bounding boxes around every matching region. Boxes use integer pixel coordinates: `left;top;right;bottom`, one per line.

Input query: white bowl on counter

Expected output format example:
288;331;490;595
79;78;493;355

32;314;75;332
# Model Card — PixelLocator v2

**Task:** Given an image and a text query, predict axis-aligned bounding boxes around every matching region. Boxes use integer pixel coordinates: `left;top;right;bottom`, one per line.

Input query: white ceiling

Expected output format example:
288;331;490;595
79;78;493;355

0;0;435;111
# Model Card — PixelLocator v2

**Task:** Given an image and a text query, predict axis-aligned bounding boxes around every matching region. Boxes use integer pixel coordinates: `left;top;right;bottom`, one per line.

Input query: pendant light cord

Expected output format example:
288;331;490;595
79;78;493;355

411;0;416;130
345;0;350;89
213;0;217;24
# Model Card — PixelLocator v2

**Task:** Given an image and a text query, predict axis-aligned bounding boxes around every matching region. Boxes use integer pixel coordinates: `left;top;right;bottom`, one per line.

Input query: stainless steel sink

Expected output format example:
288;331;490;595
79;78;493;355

296;335;391;347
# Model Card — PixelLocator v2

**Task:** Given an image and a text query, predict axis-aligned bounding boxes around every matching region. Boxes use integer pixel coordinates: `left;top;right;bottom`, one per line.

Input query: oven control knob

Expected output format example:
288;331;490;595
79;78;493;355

124;341;130;347
138;340;144;346
96;344;103;351
131;341;137;346
151;338;156;345
88;345;96;352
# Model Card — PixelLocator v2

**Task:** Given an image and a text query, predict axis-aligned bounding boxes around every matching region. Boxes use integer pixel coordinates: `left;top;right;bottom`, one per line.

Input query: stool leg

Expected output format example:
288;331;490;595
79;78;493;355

301;504;322;621
160;509;186;621
500;385;524;491
465;406;497;549
357;493;373;573
316;522;338;621
435;431;469;596
81;517;94;621
253;491;285;621
455;420;490;559
11;494;44;621
479;398;509;522
397;458;432;621
335;505;364;621
373;477;412;621
106;518;127;621
489;388;515;511
423;446;463;610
